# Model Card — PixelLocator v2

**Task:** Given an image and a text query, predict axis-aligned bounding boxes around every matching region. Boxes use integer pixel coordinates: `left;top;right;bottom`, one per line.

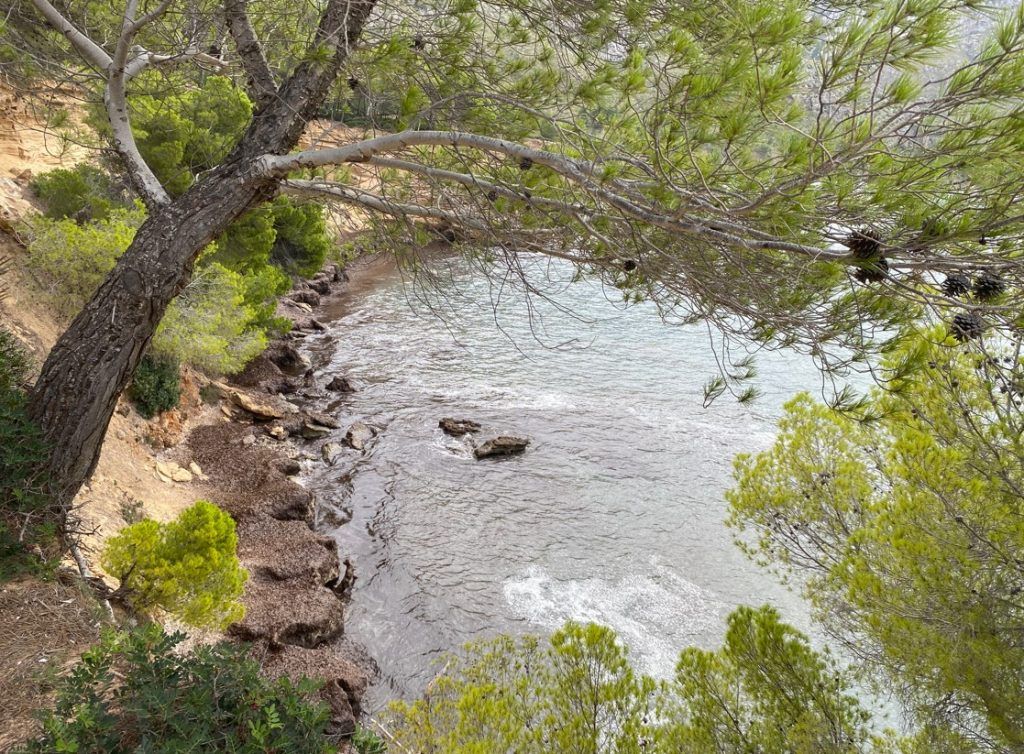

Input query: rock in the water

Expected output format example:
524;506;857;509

473;436;530;459
321;442;344;466
344;421;375;451
325;375;356;393
304;411;340;429
230;390;285;420
439;417;482;436
300;422;333;440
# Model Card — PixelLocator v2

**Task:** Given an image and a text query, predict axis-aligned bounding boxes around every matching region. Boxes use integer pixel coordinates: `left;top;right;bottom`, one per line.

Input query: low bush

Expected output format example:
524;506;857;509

16;624;336;754
25;206;145;319
30;163;124;222
101;500;247;628
127;354;180;419
0;327;56;579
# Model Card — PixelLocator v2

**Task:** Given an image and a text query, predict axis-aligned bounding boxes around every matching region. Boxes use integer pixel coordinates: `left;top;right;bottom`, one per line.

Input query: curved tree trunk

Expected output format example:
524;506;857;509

27;0;377;510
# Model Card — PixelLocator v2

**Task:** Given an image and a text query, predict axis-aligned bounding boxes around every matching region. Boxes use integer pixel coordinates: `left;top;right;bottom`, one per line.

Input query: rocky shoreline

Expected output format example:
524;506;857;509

177;262;376;736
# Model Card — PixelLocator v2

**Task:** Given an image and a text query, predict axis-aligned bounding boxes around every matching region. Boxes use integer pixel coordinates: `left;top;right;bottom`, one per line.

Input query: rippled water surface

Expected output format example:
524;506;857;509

303;256;827;712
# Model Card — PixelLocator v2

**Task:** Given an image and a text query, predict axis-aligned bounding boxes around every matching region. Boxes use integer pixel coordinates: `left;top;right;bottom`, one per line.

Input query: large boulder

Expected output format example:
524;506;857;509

474;436;530;459
288;289;321;307
439;417;482;436
308;275;332;295
236;517;339;586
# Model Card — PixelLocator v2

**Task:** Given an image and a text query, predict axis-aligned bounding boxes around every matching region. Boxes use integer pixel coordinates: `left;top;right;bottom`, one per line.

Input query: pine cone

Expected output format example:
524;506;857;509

973;271;1006;301
941;273;971;297
846;230;882;260
950;311;985;342
853;257;889;283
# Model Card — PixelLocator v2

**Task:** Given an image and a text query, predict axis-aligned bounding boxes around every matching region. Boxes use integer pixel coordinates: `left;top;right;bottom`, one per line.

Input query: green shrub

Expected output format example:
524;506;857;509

26;212;272;374
0;327;56;579
128;354;180;419
353;726;387;754
270;196;334;278
101;500;247;628
30;164;123;222
388;607;884;753
16;624;336;754
25;206;145;319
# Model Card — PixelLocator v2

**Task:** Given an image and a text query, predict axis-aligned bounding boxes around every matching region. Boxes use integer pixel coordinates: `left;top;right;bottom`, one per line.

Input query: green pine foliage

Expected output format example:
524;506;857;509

387;607;888;753
26;208;273;375
728;329;1024;750
0;327;55;579
16;624;336;754
30;164;124;222
127;354;180;419
101;500;247;629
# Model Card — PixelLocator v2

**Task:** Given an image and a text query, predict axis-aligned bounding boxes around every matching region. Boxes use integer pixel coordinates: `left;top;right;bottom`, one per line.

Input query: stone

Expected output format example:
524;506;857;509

300;422;332;440
439;417;482;436
304;411;340;429
321;442;344;466
308;276;332;295
189;461;203;477
265;342;311;375
228;579;344;649
288;289;321;307
268;425;289;440
230;390;285;420
325;375;356;393
473;436;530;459
275;458;302;476
344;422;375;451
155;460;192;483
171;467;193;483
242;434;257;447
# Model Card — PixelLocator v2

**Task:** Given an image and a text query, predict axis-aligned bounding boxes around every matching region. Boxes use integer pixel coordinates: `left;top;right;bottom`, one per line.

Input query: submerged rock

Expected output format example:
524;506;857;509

473;436;530;459
344;421;375;451
439;417;482;436
325;375;356;393
321;442;344;466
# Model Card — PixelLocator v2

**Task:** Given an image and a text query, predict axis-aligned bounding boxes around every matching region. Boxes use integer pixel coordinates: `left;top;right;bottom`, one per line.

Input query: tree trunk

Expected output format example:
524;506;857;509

27;0;377;510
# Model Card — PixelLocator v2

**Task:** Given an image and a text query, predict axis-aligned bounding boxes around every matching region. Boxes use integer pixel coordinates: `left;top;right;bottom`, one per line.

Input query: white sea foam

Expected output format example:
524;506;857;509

503;559;725;678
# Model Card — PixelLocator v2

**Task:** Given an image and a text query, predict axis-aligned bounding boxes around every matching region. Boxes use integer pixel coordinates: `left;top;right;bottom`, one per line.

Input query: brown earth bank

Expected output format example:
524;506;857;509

0;97;378;745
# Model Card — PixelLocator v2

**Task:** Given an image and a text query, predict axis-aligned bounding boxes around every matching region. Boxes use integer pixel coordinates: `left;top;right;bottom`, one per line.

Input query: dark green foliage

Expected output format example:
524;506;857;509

128;354;180;419
270;197;334;278
30;164;123;222
0;328;55;579
352;727;387;754
16;624;337;754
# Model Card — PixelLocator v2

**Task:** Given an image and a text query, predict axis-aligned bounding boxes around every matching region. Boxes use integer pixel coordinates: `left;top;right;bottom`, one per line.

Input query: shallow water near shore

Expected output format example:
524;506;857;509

302;255;828;713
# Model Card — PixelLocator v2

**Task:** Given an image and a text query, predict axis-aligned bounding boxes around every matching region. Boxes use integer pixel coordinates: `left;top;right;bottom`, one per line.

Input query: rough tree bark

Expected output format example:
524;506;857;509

27;0;378;508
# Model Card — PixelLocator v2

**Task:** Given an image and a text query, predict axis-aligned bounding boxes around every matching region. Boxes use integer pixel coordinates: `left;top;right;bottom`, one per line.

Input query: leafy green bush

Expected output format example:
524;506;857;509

352;726;387;754
270;197;334;278
30;164;123;222
101;500;247;628
26;211;273;374
26;206;145;319
127;354;180;419
16;624;336;754
0;327;55;578
388;607;887;753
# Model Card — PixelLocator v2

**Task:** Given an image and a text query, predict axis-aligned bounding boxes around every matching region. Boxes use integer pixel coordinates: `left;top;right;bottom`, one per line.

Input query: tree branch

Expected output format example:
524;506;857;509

223;0;277;103
261;131;851;262
28;0;112;70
